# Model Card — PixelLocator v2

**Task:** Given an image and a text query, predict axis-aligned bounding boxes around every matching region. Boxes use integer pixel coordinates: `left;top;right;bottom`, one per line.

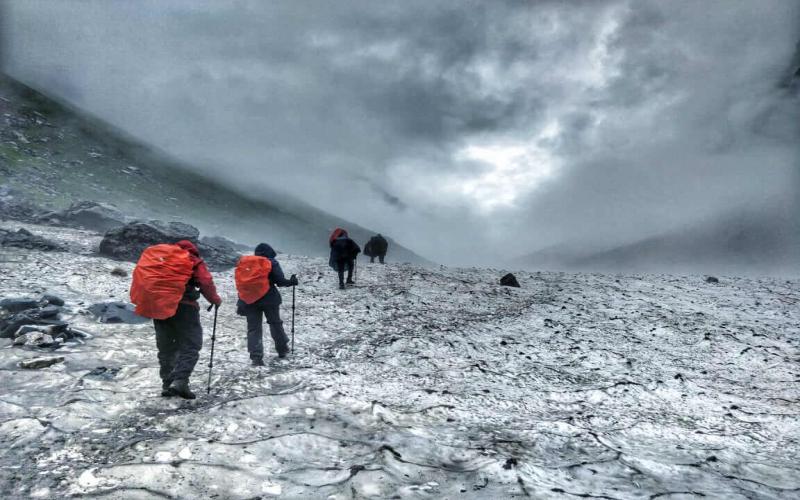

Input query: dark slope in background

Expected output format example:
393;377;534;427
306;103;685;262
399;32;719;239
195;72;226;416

0;74;430;263
514;201;800;276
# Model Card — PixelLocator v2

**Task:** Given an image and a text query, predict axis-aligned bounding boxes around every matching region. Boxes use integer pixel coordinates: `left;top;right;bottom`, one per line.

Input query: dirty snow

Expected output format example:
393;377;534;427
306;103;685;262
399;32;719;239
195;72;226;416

1;221;799;499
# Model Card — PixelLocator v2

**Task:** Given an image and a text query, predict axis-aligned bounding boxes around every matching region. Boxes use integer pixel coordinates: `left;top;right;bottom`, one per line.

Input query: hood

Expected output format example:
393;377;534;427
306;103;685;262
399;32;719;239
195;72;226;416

176;239;199;257
254;243;277;259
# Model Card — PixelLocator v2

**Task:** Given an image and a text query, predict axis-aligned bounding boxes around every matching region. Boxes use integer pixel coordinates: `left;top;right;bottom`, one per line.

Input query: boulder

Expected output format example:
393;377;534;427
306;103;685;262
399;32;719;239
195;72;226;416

19;356;64;369
36;200;127;232
0;228;65;252
98;220;199;262
87;301;148;324
201;235;250;253
0;297;40;314
40;294;65;307
500;273;521;288
705;276;720;284
99;220;238;270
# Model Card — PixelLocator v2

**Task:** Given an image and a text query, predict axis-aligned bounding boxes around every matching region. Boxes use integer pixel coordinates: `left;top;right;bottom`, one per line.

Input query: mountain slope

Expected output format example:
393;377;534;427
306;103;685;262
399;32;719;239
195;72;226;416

514;202;800;276
0;74;430;263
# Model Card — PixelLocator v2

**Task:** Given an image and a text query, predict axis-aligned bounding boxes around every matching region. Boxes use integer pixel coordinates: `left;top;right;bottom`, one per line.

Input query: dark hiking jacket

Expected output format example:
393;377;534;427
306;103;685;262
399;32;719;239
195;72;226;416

365;235;388;257
329;236;360;269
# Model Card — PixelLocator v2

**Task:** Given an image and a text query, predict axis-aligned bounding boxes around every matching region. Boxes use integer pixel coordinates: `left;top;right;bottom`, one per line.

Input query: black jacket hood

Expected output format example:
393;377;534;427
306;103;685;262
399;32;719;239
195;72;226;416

254;243;277;259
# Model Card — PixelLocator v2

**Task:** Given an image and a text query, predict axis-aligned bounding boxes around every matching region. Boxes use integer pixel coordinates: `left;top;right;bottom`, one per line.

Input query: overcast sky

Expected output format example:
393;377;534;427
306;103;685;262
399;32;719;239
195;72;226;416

2;0;798;264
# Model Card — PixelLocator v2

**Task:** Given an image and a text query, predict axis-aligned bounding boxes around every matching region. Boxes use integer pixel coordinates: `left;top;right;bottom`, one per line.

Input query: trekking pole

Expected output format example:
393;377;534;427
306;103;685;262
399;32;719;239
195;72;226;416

291;285;296;354
207;304;218;395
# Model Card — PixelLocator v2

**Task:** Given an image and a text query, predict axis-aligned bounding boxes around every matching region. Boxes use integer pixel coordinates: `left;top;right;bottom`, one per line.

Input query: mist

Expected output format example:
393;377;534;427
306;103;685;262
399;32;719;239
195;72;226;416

2;0;798;268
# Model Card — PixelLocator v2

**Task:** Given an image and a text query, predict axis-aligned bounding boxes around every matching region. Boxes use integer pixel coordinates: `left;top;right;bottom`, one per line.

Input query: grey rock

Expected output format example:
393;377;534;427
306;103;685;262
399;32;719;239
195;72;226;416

0;228;65;252
0;297;40;314
14;331;56;347
14;324;61;337
19;356;64;369
201;235;250;253
39;305;62;318
1;308;68;338
87;301;148;324
500;273;521;288
41;294;65;307
705;276;720;284
110;267;128;277
84;366;121;380
35;200;127;232
99;220;238;270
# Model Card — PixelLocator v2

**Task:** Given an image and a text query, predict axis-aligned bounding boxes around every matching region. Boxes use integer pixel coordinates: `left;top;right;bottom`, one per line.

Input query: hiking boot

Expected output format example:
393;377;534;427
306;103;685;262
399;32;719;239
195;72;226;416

339;283;346;290
168;379;196;399
251;357;265;367
346;279;355;285
278;352;289;359
161;380;175;397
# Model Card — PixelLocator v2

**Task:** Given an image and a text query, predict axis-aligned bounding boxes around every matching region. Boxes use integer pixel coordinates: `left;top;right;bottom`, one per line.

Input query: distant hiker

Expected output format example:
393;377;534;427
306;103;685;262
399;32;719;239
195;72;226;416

235;243;298;366
130;240;222;399
364;234;389;264
329;228;360;289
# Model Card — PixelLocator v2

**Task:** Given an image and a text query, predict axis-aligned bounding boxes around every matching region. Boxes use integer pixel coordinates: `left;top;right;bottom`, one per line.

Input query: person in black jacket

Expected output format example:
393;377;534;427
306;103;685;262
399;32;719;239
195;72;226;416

329;230;360;290
364;234;389;264
236;243;298;366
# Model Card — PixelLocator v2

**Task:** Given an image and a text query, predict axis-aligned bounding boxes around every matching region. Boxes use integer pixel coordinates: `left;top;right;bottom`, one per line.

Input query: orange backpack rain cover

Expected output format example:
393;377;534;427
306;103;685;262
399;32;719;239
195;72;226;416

129;244;195;320
235;255;272;304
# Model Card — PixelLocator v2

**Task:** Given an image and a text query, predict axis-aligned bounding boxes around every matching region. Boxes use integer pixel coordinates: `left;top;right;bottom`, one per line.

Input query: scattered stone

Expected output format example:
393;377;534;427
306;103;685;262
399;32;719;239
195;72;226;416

0;297;40;314
705;276;720;284
110;267;128;277
84;366;121;380
99;220;238;270
14;324;62;337
87;301;148;324
0;228;65;251
19;356;64;369
38;305;62;318
500;273;521;288
14;331;56;348
36;200;128;232
40;294;65;307
1;308;68;338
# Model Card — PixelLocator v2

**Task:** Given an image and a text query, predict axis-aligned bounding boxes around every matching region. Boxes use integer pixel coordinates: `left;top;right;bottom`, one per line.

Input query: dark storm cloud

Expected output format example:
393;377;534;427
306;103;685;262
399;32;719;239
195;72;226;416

2;0;798;266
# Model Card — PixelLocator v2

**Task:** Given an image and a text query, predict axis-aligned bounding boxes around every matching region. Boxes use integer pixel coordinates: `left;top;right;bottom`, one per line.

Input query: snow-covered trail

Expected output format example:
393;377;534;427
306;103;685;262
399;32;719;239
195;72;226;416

1;222;799;499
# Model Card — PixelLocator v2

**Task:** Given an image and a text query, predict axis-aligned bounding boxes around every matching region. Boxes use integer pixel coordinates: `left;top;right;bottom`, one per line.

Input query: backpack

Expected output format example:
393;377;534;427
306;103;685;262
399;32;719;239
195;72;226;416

235;255;272;304
130;244;195;320
329;227;347;245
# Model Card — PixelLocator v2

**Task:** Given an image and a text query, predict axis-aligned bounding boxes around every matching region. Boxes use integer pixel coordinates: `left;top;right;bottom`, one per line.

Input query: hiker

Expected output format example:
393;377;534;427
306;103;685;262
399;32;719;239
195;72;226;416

235;243;298;366
364;234;389;264
131;240;222;399
329;228;360;289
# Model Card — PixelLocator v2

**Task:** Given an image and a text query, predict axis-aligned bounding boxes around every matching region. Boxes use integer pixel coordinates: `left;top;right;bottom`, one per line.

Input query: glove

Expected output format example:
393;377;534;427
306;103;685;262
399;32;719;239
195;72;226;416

214;297;223;307
289;274;299;286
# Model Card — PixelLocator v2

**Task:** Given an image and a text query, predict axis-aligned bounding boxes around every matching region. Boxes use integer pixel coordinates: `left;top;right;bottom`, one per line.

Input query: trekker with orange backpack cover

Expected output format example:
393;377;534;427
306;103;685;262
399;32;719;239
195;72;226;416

130;240;222;399
235;243;297;366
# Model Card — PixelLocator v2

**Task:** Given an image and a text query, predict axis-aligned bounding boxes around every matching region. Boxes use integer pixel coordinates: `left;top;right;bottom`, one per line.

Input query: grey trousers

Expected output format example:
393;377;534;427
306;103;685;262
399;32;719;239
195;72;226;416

154;304;203;383
245;303;289;359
